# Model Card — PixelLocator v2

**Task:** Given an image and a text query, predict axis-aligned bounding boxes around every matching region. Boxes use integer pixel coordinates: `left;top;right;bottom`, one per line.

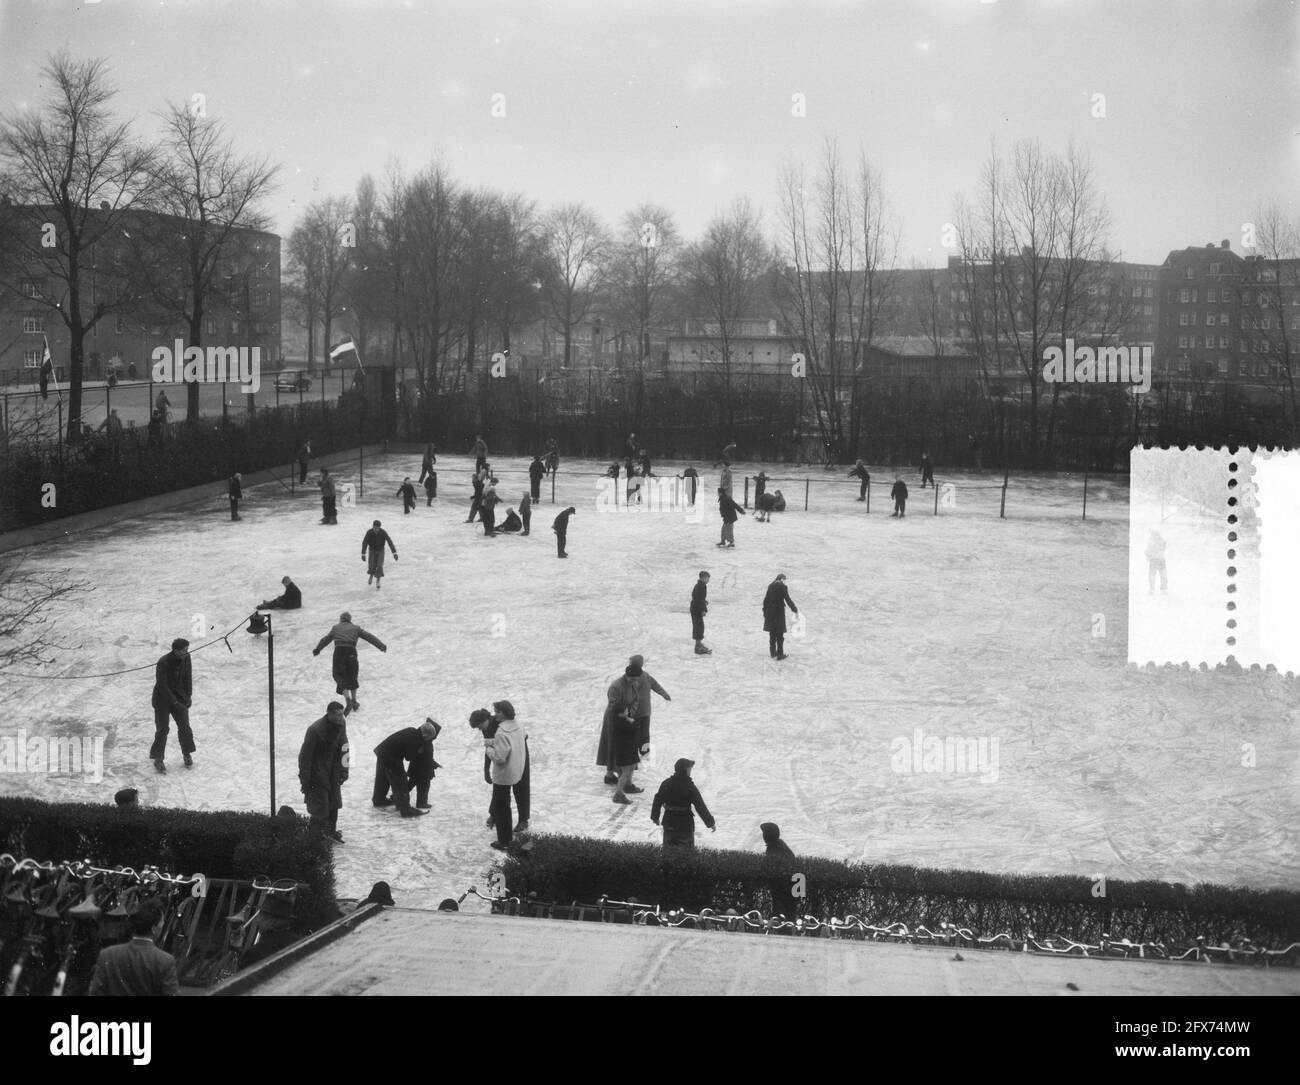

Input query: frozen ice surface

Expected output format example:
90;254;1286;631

2;456;1297;910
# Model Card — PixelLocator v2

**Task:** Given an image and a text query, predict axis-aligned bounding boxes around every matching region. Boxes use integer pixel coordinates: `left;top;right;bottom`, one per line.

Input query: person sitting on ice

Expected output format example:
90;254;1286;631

770;489;786;513
258;575;302;611
499;507;523;533
754;492;778;522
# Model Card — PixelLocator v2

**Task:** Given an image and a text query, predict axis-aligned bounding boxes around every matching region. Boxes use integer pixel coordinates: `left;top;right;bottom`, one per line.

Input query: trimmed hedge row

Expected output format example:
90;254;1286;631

500;835;1300;948
0;797;336;928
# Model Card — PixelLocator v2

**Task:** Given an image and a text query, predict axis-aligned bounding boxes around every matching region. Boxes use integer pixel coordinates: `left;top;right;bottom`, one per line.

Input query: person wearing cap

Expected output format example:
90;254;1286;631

257;576;302;611
114;788;140;809
491;700;529;832
553;506;576;558
150;637;194;773
475;700;526;850
624;654;670;758
762;574;798;660
690;572;712;655
650;759;716;848
760;822;799;921
312;612;388;713
598;666;641;800
528;454;545;501
361;520;398;588
371;719;439;817
88;899;179;997
298;701;351;843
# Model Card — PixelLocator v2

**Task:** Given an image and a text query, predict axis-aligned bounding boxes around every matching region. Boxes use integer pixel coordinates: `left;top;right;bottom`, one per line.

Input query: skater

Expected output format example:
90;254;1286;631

626;653;670;757
762;573;798;660
297;440;312;484
543;438;559;474
754;470;768;503
480;477;501;536
312;612;388;713
228;472;243;521
920;452;934;489
466;464;487;523
691;571;712;655
717;487;744;548
1146;529;1168;593
681;466;699;507
423;471;437;505
418;443;436;485
598;665;643;801
553;505;576;557
319;468;337;525
298;701;350;842
760;822;799;919
361;520;398;588
371;719;438;817
719;459;734;498
150;638;194;773
476;701;526;850
528;454;545;501
639;448;652;478
890;475;908;517
257;575;302;611
396;477;417;514
754;492;778;522
519;492;532;536
499;507;523;533
848;459;870;502
471;434;488;472
650;758;716;848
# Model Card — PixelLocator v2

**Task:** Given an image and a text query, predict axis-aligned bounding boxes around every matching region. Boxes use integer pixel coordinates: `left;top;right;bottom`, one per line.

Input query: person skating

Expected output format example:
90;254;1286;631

681;466;699;507
371;719;439;817
528;454;545;501
150;637;195;773
471;434;488;472
480;477;501;535
473;707;525;831
848;459;870;502
650;758;716;848
155;388;172;426
691;571;712;654
228;472;243;521
920;452;934;489
397;477;418;515
361;520;398;588
418;443;436;485
519;492;532;536
257;575;302;611
312;612;387;713
890;475;908;517
319;467;337;524
1146;529;1168;593
298;701;350;842
543;438;559;476
717;487;744;547
762;573;798;660
770;489;786;512
598;665;642;800
477;702;526;850
553;506;576;557
625;653;670;758
466;464;487;523
760;822;799;919
754;470;769;503
423;471;437;505
492;700;530;832
719;460;734;498
297;440;312;484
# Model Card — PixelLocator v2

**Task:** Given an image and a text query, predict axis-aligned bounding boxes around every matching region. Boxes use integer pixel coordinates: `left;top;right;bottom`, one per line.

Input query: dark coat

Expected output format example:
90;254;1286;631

374;726;430;763
229;476;243;499
298;716;349;808
528;460;545;484
553;508;575;534
152;652;192;711
397;482;417;506
848;465;870;482
273;581;303;609
361;528;396;558
650;772;715;830
500;509;522;532
891;480;909;501
718;493;744;523
690;579;708;616
762;581;798;634
764;837;799;914
88;937;179;997
596;675;639;769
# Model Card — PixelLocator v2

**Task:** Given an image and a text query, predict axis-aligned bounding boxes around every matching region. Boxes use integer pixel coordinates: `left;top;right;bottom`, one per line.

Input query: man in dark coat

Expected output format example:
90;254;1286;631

681;466;699;507
650;758;716;848
920;452;934;489
528;455;545;501
424;471;437;504
297;440;312;484
890;475;909;518
480;479;501;536
760;822;800;920
372;720;438;817
543;438;559;476
717;487;744;547
150;638;194;773
397;476;418;515
258;576;302;610
553;506;576;558
312;612;387;712
466;465;487;523
691;571;711;655
319;467;337;524
848;459;870;502
598;668;642;800
228;472;243;521
762;574;798;660
88;899;178;996
519;492;532;536
298;702;350;841
418;443;436;485
361;520;398;588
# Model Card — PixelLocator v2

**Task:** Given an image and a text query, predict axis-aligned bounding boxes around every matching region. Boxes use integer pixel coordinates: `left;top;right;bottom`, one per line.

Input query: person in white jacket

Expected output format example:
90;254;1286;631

478;700;526;851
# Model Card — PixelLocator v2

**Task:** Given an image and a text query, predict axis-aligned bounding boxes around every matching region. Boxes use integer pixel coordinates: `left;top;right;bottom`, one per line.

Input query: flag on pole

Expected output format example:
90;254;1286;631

39;335;58;400
329;338;364;373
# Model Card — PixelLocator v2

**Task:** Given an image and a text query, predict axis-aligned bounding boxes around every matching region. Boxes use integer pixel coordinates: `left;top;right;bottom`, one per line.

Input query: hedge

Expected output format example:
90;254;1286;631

499;835;1300;949
0;797;336;928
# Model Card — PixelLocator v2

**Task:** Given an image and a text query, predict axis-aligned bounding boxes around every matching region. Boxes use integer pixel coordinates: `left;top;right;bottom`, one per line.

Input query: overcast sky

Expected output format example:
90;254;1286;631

1;0;1295;266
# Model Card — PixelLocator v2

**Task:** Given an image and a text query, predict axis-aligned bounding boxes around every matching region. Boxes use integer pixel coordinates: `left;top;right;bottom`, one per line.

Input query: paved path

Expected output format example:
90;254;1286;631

246;909;1300;996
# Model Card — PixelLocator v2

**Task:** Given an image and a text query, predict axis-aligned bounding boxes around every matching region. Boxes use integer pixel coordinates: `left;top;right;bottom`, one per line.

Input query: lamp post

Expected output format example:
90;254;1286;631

246;611;276;815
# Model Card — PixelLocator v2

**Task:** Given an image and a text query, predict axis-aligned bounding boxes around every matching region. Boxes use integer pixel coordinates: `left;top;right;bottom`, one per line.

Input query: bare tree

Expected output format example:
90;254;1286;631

541;203;610;368
1240;202;1300;438
608;203;681;368
684;197;770;432
0;52;157;443
285;196;353;371
0;554;88;668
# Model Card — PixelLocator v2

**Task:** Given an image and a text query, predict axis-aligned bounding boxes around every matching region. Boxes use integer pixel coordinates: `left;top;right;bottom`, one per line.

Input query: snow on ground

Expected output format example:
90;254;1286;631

2;454;1297;914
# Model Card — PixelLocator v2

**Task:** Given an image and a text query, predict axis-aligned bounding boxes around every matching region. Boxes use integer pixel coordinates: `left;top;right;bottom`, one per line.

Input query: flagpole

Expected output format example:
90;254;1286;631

357;345;364;499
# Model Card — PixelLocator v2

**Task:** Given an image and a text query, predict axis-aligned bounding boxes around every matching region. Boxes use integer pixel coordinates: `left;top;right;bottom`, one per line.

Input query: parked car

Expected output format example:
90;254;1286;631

274;369;313;392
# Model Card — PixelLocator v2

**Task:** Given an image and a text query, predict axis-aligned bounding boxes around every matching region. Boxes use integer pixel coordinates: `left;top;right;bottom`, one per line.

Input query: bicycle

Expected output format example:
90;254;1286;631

210;877;297;983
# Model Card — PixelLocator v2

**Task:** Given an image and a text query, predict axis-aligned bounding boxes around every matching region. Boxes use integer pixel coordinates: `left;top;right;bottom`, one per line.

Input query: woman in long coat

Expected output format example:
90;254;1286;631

596;670;640;789
762;574;798;660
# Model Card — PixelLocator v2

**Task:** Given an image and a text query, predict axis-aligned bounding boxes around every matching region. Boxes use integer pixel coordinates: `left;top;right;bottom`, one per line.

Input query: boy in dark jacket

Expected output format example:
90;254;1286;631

920;452;934;489
423;471;437;504
397;477;418;514
150;638;194;772
848;460;870;501
691;571;711;655
890;476;909;517
650;758;716;848
258;576;302;610
717;488;744;547
228;473;243;521
553;506;576;557
528;455;545;501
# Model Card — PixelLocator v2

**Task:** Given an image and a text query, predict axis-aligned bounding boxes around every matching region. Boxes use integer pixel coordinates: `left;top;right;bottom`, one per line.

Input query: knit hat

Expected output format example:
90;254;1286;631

674;758;695;773
628;654;645;667
760;822;781;844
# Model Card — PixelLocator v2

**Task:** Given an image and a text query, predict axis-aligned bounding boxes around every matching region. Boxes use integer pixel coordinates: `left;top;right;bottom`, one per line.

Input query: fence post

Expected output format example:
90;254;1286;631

999;466;1009;519
804;478;810;511
934;480;939;516
744;475;749;508
1082;471;1089;521
866;479;870;513
551;468;555;505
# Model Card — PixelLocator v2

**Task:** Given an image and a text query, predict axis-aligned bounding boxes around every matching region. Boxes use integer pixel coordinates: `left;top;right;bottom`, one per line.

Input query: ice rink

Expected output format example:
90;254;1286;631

3;454;1297;908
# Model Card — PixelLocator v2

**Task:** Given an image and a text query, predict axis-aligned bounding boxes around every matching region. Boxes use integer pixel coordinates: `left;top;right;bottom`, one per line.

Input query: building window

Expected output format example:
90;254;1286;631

1178;313;1188;326
1144;286;1153;297
1208;289;1217;304
115;316;126;334
1176;357;1189;373
1178;336;1189;349
23;349;41;369
1221;312;1230;326
23;315;45;334
1262;316;1271;330
19;279;41;298
1207;314;1217;326
1184;267;1195;280
231;318;239;334
1218;359;1229;375
253;321;265;335
1179;289;1190;303
205;318;217;335
1209;263;1219;277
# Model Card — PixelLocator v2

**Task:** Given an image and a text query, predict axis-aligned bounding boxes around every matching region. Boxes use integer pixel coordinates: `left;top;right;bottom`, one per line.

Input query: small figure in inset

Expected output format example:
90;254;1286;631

396;476;417;515
717;487;745;547
650;758;716;848
920;452;935;489
519;492;532;536
1146;529;1168;594
890;475;908;518
691;571;712;655
228;472;243;521
528;454;545;501
848;459;870;502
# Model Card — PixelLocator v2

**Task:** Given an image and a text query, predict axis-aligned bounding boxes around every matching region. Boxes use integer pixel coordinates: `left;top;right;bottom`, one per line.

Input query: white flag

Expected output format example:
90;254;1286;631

329;338;357;360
